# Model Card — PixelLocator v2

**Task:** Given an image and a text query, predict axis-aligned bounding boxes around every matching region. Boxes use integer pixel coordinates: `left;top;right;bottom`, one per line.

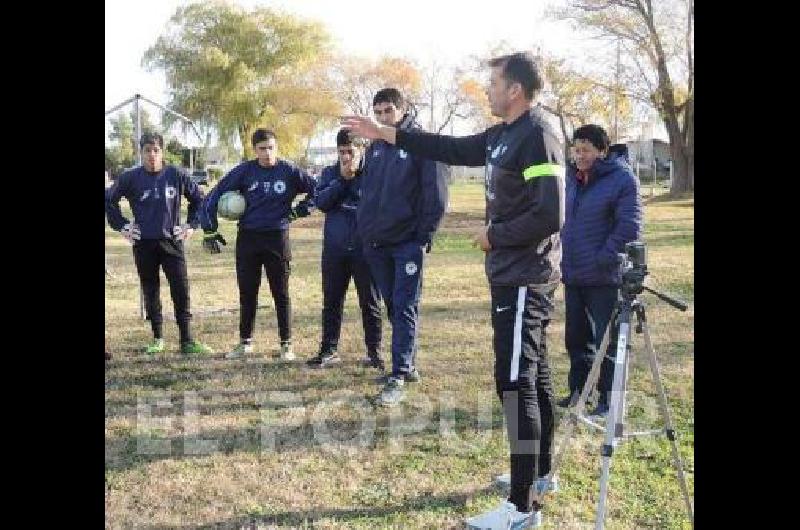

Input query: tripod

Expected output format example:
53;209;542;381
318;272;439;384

541;265;694;529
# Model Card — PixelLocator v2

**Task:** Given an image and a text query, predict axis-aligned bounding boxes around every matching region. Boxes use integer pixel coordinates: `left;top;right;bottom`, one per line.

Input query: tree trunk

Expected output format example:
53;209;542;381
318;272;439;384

662;98;694;195
653;59;692;195
238;124;254;161
640;5;692;196
670;145;690;195
685;96;694;191
662;110;690;195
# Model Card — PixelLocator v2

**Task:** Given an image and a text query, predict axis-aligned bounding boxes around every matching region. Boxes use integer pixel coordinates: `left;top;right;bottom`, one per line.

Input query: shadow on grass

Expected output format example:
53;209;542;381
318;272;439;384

106;398;508;474
642;193;693;205
135;484;500;529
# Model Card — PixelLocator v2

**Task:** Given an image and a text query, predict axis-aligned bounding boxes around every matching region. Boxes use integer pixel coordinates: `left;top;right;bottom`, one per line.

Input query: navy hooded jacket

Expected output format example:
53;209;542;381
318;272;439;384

357;115;448;249
561;145;643;286
314;161;366;255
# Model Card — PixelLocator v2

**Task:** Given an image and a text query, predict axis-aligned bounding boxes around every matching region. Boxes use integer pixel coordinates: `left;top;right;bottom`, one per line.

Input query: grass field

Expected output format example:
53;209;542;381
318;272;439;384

105;183;694;529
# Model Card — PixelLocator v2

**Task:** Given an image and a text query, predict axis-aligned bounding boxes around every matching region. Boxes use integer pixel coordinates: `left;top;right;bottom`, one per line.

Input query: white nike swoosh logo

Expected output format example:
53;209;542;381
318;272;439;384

496;306;511;313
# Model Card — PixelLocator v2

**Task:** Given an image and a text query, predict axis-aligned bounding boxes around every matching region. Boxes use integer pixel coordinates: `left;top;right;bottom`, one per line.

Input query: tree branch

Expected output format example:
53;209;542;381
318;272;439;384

640;0;653;22
541;104;584;121
622;40;657;97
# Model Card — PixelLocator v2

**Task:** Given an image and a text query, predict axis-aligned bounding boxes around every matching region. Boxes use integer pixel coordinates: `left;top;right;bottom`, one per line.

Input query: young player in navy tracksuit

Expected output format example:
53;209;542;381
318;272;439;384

105;132;213;356
305;129;383;369
357;88;448;407
199;128;316;360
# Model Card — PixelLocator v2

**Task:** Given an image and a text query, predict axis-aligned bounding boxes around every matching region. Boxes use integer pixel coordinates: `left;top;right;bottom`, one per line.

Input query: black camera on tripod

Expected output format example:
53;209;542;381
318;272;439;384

618;241;648;297
617;241;688;311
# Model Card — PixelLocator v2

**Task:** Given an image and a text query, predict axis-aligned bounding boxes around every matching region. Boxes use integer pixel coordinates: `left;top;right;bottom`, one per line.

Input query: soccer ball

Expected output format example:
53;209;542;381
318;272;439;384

218;191;246;220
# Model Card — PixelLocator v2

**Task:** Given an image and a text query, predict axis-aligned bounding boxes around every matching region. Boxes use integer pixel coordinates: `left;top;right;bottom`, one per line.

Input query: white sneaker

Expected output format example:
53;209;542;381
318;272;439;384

280;341;294;360
465;500;542;529
495;474;559;495
225;342;253;359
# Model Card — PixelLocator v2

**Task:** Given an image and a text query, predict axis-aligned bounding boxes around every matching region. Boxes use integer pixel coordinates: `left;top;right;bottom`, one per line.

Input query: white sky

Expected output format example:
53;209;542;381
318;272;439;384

104;0;599;109
105;0;665;146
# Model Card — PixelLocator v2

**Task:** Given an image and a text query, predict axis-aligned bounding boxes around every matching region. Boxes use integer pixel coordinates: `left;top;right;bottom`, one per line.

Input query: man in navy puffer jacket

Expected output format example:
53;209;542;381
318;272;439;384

306;129;383;370
559;124;642;417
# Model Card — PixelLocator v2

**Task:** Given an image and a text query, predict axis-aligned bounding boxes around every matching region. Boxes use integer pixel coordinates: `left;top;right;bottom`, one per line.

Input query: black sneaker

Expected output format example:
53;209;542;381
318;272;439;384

306;347;340;369
362;352;385;371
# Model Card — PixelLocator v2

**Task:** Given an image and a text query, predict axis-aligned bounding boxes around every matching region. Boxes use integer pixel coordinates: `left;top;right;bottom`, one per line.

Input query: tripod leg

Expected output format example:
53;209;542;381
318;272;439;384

620;316;631;426
640;317;694;528
541;305;619;503
595;306;632;530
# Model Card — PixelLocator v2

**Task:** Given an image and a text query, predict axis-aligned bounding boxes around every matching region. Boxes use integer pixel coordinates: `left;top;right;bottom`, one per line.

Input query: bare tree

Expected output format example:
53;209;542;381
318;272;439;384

552;0;694;194
330;55;422;116
539;53;635;161
416;58;475;133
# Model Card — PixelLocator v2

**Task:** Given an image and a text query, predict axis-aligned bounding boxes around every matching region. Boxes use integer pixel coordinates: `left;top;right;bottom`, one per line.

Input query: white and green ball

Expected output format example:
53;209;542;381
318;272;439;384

218;191;246;220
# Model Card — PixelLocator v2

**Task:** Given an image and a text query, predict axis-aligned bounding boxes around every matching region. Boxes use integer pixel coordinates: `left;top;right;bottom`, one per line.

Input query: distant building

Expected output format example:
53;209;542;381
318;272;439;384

621;112;671;169
624;138;671;168
306;145;338;168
